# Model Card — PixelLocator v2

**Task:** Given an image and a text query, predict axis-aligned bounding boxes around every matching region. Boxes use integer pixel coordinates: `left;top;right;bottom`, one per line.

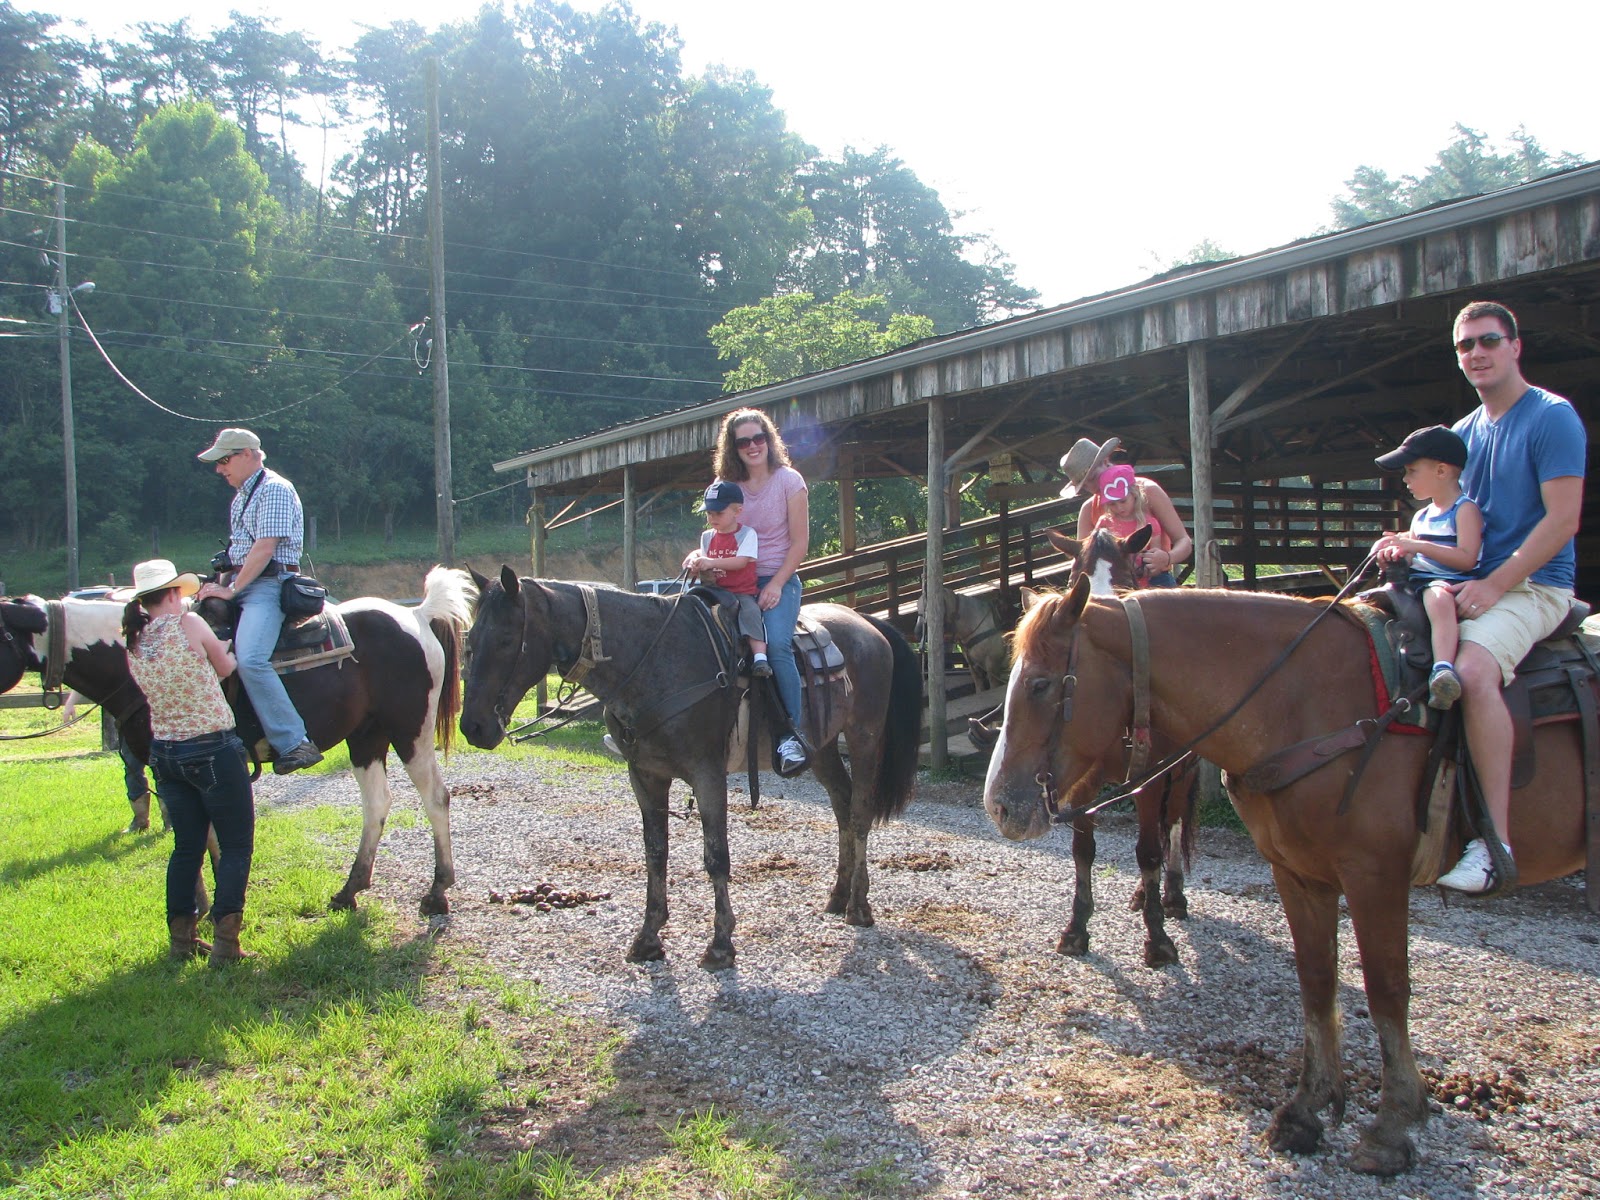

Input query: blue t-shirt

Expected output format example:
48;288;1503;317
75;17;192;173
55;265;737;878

1453;387;1586;590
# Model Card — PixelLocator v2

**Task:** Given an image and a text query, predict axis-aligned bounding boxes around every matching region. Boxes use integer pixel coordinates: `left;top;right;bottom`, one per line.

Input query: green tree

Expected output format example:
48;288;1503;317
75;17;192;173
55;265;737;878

1331;124;1585;229
0;1;77;198
707;291;933;392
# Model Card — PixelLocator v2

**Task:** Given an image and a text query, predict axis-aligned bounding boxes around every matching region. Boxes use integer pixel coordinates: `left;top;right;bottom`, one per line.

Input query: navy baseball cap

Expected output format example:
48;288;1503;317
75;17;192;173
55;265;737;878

700;481;745;511
1375;425;1467;470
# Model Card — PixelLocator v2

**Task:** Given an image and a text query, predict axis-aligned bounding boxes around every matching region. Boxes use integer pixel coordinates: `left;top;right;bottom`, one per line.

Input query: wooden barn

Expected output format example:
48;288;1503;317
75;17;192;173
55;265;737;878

491;162;1600;760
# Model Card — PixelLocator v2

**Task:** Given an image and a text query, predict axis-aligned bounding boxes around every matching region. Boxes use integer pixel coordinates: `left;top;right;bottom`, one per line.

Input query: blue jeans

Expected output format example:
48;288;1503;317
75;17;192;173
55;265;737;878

1147;571;1178;589
118;734;149;800
151;731;255;920
757;574;804;723
235;575;306;753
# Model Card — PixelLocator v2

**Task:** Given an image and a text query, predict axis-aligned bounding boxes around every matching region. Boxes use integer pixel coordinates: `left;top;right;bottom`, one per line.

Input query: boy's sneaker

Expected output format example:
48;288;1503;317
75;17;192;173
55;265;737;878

1436;838;1509;894
776;735;809;777
1428;663;1462;710
750;658;773;679
273;739;323;774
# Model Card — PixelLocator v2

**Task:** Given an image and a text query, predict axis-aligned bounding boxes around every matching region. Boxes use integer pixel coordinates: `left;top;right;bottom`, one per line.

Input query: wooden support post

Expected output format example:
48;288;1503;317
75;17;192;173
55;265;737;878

530;485;547;713
840;459;857;588
1188;344;1220;588
621;465;637;590
926;397;948;770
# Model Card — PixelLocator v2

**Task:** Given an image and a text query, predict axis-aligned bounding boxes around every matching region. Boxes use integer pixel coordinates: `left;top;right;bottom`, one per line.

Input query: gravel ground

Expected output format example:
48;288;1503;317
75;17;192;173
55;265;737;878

257;751;1600;1199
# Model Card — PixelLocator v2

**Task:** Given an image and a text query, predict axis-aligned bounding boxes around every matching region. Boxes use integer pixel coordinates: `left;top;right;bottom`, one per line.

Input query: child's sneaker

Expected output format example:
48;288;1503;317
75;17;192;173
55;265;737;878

1436;838;1512;894
750;657;773;679
1428;663;1462;710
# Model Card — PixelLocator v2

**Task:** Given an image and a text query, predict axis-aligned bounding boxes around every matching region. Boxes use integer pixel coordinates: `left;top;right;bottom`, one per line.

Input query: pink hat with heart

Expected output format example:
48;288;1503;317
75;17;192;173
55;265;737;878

1097;464;1137;504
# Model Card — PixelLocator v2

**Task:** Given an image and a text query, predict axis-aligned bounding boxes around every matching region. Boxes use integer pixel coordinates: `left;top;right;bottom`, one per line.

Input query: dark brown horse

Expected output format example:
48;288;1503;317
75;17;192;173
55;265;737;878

983;575;1589;1174
1;569;476;915
1024;525;1200;967
458;567;922;970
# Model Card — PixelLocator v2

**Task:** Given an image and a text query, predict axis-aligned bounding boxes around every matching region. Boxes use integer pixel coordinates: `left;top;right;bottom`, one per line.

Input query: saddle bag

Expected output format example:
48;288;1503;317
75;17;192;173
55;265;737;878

279;573;328;618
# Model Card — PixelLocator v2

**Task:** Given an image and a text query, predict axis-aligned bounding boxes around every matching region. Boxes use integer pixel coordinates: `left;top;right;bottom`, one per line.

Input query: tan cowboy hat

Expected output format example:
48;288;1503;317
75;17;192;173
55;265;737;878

112;559;202;603
1058;436;1121;499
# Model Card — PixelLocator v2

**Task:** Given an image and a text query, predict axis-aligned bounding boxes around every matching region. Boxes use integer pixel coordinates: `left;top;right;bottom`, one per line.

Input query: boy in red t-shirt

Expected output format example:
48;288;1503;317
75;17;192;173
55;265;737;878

682;481;771;677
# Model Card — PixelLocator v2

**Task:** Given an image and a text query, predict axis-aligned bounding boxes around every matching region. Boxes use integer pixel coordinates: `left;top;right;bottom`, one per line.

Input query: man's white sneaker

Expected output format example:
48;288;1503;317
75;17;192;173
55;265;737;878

776;735;809;777
1436;838;1509;894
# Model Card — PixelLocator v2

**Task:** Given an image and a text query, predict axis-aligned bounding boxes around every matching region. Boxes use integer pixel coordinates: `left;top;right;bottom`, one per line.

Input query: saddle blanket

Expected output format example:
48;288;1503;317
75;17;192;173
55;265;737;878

271;607;354;675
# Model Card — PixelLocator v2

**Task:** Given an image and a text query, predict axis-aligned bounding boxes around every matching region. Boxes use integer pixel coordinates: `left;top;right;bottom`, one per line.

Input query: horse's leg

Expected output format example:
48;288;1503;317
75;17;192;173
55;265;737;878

814;741;872;924
689;763;736;971
1129;785;1178;968
1264;865;1347;1159
329;736;394;911
1343;877;1428;1176
1056;816;1096;956
397;742;455;917
627;767;673;964
1161;817;1189;918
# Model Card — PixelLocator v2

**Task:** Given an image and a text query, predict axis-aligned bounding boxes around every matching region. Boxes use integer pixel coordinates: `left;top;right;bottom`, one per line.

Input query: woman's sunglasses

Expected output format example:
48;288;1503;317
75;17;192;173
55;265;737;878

1454;332;1508;354
734;432;768;450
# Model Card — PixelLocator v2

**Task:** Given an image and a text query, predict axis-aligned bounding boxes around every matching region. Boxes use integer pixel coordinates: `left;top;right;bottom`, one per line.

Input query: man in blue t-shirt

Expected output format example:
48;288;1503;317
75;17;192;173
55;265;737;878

1435;301;1587;895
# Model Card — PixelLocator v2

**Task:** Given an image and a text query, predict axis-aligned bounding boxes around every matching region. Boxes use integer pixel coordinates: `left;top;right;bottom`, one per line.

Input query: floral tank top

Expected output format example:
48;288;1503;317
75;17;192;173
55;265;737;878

128;614;235;741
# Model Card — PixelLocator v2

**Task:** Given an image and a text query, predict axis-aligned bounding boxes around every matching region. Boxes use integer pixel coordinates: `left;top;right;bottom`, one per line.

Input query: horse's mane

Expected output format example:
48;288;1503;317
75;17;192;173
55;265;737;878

1013;583;1335;664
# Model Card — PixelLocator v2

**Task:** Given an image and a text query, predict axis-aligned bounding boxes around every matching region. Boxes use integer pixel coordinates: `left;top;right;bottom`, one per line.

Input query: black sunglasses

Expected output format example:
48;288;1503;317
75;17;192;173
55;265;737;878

213;453;236;467
1454;332;1509;354
734;432;768;450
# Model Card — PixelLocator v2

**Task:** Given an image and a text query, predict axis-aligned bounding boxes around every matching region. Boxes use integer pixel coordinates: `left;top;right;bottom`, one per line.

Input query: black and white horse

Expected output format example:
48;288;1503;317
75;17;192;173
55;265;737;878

0;568;477;914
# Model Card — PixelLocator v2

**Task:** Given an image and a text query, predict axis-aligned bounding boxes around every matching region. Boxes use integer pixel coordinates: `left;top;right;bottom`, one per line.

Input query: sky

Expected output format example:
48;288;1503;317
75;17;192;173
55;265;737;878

37;0;1600;307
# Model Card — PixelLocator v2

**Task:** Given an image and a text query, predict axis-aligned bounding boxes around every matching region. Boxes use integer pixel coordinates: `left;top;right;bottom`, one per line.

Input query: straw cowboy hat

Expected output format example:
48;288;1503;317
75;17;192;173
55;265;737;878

112;559;202;603
1058;436;1122;499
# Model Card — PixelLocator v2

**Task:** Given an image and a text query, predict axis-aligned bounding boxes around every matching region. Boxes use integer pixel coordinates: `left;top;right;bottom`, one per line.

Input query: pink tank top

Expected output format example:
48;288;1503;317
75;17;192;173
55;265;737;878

128;615;235;741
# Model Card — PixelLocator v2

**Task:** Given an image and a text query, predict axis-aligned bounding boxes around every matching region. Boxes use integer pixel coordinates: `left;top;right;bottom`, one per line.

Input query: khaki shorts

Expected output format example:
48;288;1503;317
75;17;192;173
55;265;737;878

1458;580;1574;685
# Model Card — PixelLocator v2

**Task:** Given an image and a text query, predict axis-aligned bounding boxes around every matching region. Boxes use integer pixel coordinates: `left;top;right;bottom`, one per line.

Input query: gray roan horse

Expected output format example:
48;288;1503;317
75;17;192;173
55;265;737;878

918;582;1009;690
0;568;476;915
459;567;922;970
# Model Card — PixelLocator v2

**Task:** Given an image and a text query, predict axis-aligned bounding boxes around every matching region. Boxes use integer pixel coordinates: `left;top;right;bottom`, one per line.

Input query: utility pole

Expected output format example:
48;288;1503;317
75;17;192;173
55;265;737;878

426;57;455;566
56;182;79;591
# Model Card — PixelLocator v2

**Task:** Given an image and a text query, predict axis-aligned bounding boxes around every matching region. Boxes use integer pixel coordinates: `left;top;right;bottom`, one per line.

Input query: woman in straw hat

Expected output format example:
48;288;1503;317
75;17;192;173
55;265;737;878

1060;437;1192;587
119;559;255;964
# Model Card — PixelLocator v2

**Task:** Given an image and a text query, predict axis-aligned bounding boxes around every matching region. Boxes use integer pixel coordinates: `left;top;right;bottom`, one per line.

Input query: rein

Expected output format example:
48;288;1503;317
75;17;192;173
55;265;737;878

1048;553;1382;825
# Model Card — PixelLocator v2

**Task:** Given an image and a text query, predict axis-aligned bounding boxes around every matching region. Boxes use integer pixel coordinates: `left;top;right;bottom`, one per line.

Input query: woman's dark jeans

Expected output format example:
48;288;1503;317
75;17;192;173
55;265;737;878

150;731;255;921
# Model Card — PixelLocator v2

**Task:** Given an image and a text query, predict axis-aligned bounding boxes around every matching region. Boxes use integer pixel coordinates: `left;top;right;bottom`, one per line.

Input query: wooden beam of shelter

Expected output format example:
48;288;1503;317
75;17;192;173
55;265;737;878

1210;325;1314;426
1214;338;1433;435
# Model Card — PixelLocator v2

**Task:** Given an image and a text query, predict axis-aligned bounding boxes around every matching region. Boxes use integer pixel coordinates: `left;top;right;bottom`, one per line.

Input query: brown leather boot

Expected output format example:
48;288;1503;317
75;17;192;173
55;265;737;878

167;914;211;960
210;912;252;965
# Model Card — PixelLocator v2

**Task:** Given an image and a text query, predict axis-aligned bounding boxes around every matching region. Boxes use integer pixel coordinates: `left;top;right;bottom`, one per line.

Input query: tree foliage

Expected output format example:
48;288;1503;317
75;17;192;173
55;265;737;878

707;291;934;392
1331;124;1585;229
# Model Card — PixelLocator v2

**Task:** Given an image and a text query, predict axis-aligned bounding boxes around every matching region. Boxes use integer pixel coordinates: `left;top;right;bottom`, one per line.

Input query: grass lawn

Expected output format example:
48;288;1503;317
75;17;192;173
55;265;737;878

0;701;835;1199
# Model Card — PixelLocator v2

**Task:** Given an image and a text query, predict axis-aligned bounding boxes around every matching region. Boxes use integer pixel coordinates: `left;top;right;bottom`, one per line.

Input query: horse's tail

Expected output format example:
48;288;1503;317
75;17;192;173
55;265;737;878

416;567;478;756
863;613;921;823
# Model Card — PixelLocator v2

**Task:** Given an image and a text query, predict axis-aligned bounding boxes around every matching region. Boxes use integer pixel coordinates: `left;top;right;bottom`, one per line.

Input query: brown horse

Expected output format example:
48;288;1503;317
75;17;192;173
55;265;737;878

459;568;922;970
983;575;1588;1174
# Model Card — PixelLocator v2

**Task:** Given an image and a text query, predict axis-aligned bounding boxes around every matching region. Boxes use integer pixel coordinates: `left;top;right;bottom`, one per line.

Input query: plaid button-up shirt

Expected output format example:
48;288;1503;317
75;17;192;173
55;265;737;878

228;468;304;568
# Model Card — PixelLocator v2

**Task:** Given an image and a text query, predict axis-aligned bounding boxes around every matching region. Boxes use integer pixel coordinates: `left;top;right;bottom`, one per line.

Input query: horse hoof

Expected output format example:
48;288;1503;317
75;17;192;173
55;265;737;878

1163;897;1190;920
824;897;847;916
1350;1129;1416;1176
699;947;736;972
844;908;875;928
329;892;357;912
626;940;665;963
1266;1105;1324;1156
1143;939;1179;969
1128;885;1147;913
419;893;450;917
1056;931;1089;957
123;820;150;834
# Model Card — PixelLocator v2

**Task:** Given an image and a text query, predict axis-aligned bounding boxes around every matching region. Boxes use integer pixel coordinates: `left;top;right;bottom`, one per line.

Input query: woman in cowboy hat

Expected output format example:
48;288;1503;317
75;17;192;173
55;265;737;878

1060;437;1193;587
119;559;256;964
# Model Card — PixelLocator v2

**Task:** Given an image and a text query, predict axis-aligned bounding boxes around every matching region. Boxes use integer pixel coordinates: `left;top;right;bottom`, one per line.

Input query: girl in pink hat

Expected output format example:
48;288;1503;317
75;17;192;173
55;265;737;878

1075;460;1193;587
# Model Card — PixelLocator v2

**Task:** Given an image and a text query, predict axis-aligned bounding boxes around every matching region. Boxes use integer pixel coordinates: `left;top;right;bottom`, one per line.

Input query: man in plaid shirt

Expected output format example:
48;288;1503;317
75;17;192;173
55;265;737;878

194;428;323;774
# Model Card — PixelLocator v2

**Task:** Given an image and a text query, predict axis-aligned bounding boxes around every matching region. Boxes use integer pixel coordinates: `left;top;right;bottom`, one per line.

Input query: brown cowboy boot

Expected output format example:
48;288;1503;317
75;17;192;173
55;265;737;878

209;912;252;965
167;914;212;960
125;790;152;833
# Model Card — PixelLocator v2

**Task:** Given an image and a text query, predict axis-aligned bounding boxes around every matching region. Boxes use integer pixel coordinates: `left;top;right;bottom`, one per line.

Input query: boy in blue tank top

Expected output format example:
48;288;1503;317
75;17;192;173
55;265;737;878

1373;425;1484;710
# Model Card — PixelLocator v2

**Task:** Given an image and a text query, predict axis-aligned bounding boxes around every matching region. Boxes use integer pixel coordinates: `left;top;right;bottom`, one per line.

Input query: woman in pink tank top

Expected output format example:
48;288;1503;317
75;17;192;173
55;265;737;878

1059;436;1193;588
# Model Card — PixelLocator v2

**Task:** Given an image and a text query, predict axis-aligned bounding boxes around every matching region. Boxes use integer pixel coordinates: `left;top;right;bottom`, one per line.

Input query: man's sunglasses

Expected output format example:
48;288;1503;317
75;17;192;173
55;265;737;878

1454;332;1509;354
734;432;768;450
213;453;236;467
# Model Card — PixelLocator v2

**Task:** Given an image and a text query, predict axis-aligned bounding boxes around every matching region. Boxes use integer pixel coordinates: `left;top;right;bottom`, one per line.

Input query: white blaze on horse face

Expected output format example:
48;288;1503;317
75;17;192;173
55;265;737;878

1086;558;1119;597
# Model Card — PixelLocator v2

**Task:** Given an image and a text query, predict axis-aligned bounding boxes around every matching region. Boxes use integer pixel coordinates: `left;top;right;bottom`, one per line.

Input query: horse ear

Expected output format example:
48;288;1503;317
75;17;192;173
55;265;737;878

1064;572;1093;618
1020;587;1045;612
1045;527;1082;561
468;565;491;594
499;566;521;599
1124;524;1154;555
